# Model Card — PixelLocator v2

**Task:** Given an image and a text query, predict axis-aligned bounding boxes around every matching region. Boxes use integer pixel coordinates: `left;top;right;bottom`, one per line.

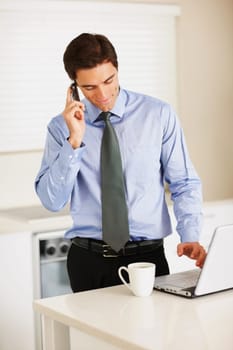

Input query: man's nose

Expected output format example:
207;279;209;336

96;85;107;99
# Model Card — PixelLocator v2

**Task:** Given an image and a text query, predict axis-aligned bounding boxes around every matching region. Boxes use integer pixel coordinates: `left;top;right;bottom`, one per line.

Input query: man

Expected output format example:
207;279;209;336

35;33;206;292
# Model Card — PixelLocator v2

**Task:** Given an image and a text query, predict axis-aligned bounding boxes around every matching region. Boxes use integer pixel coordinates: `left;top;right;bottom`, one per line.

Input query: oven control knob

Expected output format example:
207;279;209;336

46;245;56;256
60;242;69;254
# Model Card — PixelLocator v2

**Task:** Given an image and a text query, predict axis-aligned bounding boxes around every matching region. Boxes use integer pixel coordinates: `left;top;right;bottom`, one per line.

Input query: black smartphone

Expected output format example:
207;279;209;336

70;82;80;101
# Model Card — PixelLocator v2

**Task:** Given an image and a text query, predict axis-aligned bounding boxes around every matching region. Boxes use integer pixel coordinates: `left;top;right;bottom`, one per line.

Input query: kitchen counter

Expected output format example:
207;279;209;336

0;204;72;234
34;285;233;350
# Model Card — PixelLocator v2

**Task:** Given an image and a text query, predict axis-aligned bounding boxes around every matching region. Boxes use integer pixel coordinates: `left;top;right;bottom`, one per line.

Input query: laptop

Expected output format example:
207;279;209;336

154;224;233;298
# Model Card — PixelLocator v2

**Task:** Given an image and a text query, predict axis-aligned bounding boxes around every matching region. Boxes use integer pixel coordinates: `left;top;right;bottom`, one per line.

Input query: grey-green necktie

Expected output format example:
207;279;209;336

100;111;129;252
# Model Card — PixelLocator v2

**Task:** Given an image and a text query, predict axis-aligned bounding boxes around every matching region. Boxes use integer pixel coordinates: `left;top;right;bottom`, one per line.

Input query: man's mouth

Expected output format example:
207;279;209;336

97;98;111;105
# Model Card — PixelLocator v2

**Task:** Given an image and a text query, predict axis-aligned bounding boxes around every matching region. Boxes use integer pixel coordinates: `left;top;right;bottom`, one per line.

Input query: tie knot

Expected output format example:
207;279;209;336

100;111;111;122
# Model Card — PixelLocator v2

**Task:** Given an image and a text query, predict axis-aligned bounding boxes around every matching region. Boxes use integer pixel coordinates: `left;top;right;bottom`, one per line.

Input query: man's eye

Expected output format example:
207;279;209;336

85;86;95;91
105;78;113;84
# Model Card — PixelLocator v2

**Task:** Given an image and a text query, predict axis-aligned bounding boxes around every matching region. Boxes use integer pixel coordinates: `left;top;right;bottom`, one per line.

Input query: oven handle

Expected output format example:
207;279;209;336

40;256;67;264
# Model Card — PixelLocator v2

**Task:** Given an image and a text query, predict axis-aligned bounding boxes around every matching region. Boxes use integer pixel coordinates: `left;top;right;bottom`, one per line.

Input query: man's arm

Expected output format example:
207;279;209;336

160;104;205;264
35;87;86;211
35;129;85;211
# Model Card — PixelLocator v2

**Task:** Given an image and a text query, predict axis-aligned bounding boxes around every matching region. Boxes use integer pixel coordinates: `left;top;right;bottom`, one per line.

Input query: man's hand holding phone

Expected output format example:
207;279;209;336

62;85;86;149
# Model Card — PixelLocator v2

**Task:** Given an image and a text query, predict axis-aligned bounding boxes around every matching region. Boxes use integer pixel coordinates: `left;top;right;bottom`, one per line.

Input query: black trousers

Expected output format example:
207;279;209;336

67;242;170;293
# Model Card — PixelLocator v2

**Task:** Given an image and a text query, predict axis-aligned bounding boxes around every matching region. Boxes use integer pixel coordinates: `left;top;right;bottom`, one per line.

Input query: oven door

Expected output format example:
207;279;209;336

32;230;72;350
40;254;72;298
33;230;72;298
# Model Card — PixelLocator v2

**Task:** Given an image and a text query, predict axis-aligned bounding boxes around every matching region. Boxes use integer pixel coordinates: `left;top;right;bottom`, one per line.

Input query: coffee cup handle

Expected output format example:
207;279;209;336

118;266;132;291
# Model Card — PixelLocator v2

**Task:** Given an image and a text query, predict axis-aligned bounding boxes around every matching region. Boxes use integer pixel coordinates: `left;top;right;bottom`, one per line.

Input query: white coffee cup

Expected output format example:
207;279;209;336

118;262;156;297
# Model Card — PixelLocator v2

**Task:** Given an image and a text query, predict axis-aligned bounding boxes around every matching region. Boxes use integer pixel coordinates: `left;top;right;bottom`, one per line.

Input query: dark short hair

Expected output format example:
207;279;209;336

63;33;118;80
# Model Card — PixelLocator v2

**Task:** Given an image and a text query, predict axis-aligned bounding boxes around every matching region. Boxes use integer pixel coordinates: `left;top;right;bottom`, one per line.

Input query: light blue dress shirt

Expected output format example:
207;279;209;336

35;88;202;242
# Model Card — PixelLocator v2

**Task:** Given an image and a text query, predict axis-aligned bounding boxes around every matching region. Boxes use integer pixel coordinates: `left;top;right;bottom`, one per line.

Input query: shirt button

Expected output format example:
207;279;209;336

60;176;64;180
69;155;73;159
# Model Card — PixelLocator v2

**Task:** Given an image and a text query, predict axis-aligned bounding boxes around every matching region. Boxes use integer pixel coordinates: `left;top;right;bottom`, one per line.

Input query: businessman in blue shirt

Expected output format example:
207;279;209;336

35;33;206;292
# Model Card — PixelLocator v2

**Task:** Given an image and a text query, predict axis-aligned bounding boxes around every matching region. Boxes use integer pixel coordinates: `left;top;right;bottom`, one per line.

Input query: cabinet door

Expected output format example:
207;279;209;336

0;231;35;350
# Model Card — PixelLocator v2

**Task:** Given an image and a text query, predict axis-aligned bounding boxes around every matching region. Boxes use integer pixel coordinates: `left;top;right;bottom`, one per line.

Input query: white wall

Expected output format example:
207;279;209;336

176;0;233;202
0;151;42;209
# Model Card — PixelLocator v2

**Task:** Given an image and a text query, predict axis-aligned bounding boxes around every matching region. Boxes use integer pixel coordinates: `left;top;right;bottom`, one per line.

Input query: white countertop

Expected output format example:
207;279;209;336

34;285;233;350
0;204;72;234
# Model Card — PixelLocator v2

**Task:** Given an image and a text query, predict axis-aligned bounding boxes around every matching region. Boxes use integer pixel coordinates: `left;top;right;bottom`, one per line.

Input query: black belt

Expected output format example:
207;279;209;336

71;237;163;257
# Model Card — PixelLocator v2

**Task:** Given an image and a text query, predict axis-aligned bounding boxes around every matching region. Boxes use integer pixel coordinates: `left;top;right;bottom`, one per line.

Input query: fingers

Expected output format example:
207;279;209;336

177;243;192;257
195;247;207;268
63;87;86;149
177;242;207;268
177;242;200;258
65;86;85;112
189;244;201;259
64;88;85;122
71;102;85;120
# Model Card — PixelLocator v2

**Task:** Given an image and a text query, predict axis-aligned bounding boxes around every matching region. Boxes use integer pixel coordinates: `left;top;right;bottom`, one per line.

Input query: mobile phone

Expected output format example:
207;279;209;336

70;82;80;101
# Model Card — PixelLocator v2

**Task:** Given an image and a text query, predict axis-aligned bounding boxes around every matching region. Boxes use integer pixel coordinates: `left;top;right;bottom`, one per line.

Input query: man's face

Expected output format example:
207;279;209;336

76;61;119;112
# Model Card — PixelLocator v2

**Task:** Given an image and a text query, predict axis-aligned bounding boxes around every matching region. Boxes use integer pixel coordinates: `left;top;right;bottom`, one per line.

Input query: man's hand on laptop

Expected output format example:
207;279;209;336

177;242;207;268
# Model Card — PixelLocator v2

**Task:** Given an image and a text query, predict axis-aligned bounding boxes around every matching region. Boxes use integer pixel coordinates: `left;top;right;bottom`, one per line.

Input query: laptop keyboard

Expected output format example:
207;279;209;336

166;269;201;288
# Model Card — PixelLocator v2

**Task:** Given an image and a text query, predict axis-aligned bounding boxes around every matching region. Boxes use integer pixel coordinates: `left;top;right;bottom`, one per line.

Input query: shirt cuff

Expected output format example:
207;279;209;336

52;139;86;184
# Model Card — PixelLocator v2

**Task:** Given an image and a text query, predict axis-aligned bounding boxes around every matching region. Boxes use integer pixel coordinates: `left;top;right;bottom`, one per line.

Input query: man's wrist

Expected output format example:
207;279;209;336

67;136;82;149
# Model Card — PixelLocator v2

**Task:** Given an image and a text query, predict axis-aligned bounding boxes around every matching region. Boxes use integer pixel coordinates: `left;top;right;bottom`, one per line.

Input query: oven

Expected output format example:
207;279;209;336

32;230;72;349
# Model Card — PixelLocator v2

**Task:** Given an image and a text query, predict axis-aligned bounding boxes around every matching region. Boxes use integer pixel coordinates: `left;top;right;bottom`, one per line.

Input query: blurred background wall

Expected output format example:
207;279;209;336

0;0;232;209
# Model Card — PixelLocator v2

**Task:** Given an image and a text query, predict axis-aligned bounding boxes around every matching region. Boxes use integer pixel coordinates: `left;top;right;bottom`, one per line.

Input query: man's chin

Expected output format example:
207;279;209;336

98;103;114;112
101;106;111;112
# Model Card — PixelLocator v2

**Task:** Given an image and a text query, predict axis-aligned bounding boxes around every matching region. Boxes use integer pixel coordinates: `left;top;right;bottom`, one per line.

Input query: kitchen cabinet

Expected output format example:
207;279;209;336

0;208;71;350
0;230;35;350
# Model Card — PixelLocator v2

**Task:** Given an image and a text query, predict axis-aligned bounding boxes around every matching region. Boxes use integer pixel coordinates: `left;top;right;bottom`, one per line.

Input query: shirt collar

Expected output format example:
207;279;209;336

84;88;127;124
